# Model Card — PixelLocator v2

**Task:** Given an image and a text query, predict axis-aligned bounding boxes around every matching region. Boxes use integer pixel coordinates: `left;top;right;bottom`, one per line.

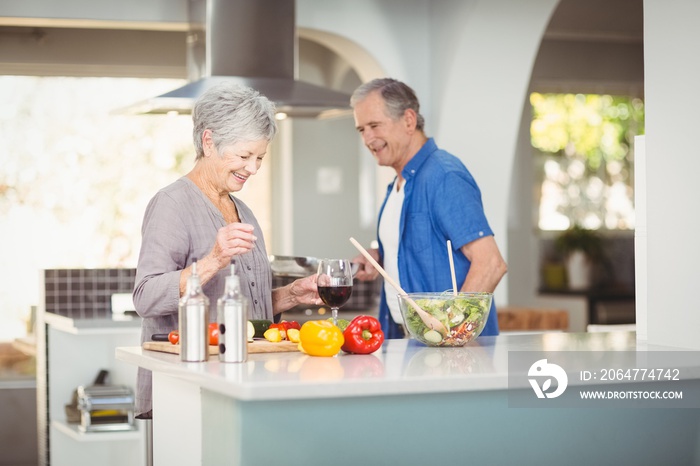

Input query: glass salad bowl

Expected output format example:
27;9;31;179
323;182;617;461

397;292;492;346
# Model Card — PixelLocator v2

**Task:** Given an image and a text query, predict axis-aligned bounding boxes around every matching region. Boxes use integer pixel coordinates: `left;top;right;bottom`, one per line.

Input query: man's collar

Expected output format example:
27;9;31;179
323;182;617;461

402;138;437;180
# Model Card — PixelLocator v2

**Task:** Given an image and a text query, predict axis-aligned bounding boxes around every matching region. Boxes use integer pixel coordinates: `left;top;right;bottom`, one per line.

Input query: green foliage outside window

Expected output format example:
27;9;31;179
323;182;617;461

530;93;644;231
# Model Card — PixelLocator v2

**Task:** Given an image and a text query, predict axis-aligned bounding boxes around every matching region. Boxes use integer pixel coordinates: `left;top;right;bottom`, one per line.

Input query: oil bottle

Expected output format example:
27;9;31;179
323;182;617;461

216;261;249;363
178;258;209;362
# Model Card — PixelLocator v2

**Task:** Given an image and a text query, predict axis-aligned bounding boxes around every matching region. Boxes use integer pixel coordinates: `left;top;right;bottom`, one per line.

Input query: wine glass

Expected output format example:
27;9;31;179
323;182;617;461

316;259;353;326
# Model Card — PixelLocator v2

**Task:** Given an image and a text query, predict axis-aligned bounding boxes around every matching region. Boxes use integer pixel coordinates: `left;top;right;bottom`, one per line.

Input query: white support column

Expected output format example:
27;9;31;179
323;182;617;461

152;372;202;465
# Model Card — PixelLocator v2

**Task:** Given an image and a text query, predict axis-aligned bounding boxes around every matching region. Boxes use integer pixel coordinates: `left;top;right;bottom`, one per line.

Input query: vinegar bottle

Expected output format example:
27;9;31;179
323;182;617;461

217;261;249;363
178;258;209;362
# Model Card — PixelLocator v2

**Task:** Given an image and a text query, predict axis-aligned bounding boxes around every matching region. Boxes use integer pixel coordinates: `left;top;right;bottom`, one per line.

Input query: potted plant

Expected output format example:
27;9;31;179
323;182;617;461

554;224;604;290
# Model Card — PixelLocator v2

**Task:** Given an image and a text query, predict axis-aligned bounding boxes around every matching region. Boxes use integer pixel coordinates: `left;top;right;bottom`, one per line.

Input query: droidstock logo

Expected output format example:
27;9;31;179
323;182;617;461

528;359;568;399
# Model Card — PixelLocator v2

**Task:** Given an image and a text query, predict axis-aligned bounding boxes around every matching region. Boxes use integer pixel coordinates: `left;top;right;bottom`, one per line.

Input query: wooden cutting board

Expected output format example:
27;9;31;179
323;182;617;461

143;340;299;355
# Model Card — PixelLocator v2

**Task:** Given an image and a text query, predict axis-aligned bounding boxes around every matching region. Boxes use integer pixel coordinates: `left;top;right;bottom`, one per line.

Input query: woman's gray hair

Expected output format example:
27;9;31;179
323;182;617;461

350;78;425;131
192;82;277;160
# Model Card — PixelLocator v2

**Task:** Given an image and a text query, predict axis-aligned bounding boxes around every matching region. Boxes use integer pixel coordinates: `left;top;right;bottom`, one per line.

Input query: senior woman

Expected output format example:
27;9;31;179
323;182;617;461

132;82;320;418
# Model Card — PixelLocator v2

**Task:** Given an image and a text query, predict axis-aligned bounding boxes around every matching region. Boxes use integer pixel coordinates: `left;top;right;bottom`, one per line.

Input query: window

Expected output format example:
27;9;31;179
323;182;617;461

530;93;644;231
0;76;194;341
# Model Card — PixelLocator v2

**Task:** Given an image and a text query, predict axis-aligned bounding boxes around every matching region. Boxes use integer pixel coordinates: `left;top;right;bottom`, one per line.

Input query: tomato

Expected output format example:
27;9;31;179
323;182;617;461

169;324;217;345
285;321;301;331
208;322;219;346
269;321;301;340
269;323;287;339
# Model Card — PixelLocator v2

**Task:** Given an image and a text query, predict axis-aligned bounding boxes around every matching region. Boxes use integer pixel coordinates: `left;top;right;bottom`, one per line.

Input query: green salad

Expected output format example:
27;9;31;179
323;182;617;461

402;294;491;346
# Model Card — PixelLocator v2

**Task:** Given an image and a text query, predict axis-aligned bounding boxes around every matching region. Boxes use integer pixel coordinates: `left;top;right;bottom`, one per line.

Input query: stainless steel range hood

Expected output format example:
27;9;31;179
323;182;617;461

123;0;352;118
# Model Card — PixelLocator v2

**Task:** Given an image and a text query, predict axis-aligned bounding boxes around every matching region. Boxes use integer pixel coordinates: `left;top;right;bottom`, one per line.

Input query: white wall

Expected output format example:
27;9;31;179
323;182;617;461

507;93;541;309
643;0;700;349
297;0;432;124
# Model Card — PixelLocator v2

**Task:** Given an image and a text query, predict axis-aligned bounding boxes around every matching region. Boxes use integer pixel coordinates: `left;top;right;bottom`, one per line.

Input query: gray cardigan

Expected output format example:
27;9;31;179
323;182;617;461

132;176;273;415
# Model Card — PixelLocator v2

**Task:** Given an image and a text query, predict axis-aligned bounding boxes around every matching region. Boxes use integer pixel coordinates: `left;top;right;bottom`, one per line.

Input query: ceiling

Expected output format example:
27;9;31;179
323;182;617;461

532;0;644;96
545;0;643;43
0;0;645;96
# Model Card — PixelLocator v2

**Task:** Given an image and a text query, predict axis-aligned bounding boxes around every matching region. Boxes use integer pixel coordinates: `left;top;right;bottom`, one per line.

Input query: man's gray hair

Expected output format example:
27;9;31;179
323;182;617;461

192;82;277;160
350;78;425;131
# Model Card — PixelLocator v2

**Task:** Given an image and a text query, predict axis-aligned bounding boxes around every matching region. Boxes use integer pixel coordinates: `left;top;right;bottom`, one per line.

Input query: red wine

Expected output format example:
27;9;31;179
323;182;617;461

318;286;352;308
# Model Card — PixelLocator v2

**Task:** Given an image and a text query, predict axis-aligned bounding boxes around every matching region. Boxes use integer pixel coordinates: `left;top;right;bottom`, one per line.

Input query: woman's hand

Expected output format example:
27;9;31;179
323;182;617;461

272;274;322;314
289;274;322;306
352;248;380;281
179;222;257;295
208;223;257;269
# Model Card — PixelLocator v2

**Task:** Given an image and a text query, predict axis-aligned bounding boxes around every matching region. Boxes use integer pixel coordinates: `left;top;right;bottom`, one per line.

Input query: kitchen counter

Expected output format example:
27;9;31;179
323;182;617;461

115;331;651;399
44;312;141;333
117;332;700;466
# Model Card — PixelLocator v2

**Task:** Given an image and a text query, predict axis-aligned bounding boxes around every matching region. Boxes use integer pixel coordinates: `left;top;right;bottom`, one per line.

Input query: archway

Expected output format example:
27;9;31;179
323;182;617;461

506;0;643;330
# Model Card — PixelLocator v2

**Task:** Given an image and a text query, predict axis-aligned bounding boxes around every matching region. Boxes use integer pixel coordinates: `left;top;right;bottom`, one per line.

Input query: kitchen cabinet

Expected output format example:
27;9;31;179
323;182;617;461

0;342;37;466
41;313;145;466
539;286;635;327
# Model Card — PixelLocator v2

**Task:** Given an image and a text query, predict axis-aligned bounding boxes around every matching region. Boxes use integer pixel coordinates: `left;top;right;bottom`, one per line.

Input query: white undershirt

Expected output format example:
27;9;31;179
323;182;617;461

378;179;405;323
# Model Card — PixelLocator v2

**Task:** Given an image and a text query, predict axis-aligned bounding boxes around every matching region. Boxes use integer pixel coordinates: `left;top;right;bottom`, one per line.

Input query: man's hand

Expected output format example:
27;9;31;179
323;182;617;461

352;248;381;281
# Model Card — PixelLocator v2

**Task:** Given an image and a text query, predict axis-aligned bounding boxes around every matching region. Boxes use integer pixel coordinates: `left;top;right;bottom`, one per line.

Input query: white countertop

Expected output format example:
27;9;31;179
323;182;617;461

117;330;700;402
45;312;142;334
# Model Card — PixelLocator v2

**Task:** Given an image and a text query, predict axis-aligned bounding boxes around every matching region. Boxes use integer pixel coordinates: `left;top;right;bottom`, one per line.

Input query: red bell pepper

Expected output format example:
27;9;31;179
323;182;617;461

341;315;384;354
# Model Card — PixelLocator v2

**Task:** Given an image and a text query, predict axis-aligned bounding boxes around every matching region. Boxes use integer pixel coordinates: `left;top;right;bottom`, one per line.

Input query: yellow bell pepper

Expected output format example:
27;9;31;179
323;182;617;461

299;320;344;357
264;328;282;342
287;328;301;343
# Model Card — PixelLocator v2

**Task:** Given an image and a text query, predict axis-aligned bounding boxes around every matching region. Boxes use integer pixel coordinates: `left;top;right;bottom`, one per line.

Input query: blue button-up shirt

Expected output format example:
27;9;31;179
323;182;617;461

377;138;500;338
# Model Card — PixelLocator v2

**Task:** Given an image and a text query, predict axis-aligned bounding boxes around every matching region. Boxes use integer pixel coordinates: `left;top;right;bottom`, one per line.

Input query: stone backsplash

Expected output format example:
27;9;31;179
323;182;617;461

41;268;382;318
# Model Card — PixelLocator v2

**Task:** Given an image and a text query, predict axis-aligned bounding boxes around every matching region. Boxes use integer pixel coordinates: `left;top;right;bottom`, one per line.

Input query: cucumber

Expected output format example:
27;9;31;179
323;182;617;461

449;311;465;326
249;319;272;338
423;329;443;344
247;321;255;342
